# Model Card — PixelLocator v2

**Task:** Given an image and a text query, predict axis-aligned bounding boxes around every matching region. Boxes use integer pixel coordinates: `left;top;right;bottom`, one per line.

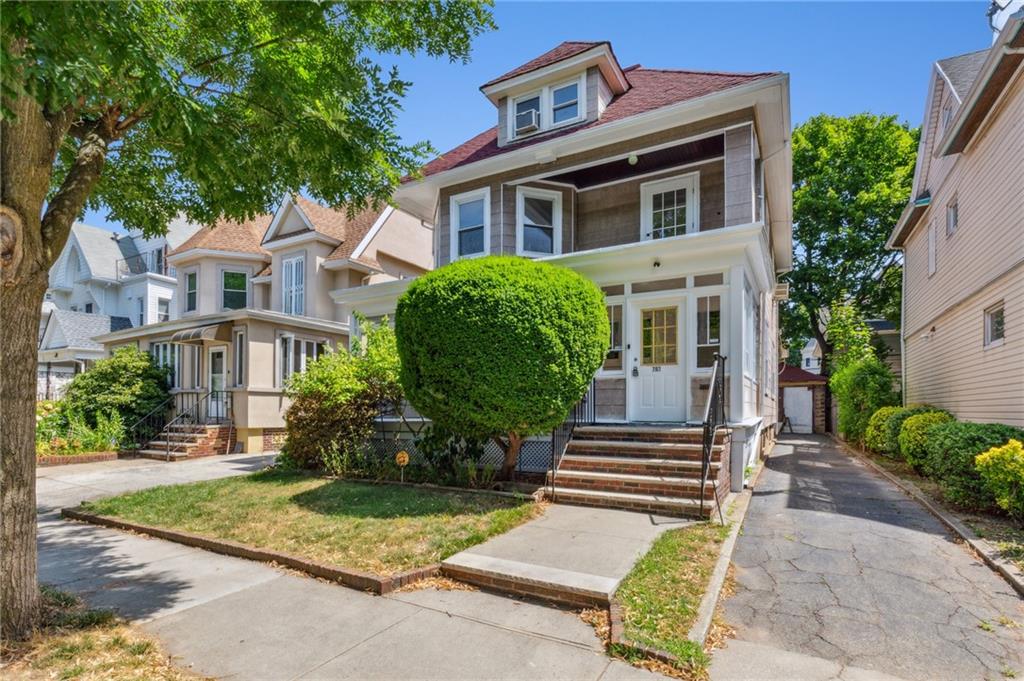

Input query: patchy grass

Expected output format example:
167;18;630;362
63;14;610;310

614;521;732;678
1;586;196;680
859;449;1024;572
81;471;541;575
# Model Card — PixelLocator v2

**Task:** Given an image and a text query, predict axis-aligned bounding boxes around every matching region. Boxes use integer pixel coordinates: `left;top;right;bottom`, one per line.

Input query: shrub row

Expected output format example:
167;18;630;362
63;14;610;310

865;405;1024;517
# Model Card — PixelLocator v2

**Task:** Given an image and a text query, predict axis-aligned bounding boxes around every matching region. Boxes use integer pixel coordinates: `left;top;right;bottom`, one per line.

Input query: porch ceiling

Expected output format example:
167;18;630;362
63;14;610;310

542;135;723;189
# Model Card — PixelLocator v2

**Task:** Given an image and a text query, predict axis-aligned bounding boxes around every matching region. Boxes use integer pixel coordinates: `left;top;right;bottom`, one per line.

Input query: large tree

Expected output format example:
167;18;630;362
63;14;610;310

782;114;918;392
0;0;493;639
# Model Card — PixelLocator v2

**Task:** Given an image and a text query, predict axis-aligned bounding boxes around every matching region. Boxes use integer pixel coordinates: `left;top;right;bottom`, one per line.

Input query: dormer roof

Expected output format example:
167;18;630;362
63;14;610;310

170;214;272;258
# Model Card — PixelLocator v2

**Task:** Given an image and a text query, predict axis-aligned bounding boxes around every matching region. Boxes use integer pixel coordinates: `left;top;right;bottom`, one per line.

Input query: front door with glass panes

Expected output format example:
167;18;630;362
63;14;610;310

641;174;698;241
629;297;685;422
208;347;227;421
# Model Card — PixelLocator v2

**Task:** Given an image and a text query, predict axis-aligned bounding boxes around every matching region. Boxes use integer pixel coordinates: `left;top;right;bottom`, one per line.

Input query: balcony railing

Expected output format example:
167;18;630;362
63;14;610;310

116;251;175;280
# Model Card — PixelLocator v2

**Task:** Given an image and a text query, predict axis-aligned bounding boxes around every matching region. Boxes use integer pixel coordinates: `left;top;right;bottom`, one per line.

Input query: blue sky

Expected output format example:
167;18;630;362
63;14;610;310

84;1;992;232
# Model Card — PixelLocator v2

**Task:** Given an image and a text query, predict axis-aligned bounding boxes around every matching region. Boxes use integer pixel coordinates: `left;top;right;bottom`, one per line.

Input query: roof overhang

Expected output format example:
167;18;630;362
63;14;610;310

322;257;383;273
887;193;932;249
94;308;348;344
480;43;629;105
262;229;341;252
937;12;1023;156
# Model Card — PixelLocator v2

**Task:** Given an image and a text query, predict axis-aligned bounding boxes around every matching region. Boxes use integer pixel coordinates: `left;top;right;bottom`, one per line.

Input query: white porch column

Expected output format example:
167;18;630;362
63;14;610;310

727;265;745;423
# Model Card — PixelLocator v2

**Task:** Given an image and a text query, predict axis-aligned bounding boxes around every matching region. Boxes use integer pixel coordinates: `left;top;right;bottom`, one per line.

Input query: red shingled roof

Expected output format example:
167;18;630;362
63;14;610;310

418;66;779;179
481;41;606;89
778;363;828;385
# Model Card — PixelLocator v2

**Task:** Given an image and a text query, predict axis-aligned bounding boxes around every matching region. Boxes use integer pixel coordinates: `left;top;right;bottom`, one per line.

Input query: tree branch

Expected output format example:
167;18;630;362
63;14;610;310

40;130;110;266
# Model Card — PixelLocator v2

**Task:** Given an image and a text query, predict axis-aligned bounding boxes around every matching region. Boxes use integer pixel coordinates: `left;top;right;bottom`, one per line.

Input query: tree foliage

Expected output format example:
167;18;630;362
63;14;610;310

825;299;874;373
395;256;609;479
829;355;898;444
781;114;918;362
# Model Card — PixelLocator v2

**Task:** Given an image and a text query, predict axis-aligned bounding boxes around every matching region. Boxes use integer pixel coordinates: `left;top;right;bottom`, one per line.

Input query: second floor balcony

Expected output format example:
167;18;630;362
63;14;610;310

117;249;176;281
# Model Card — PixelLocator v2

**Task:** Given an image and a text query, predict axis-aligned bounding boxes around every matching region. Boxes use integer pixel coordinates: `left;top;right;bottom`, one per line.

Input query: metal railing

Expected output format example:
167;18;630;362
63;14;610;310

157;390;232;460
116;251;175;280
549;378;597;501
701;354;727;524
124;395;177;451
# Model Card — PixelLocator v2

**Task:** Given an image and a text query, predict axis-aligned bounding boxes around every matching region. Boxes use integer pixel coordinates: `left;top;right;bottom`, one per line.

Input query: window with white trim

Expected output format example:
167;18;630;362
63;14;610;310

450;189;489;260
157;298;170;322
551;80;579;125
222;270;247;310
278;334;327;385
233;329;245;386
508;73;586;140
984;302;1005;347
641;174;699;240
192;346;202;388
946;199;958;238
603;304;623;372
696;295;721;369
516;186;561;256
137;298;144;326
185;271;197;312
150;342;180;388
512;91;541;136
282;255;305;315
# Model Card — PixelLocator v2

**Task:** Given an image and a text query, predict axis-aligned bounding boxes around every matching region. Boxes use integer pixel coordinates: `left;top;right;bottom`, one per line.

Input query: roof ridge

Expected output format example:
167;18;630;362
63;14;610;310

631;66;780;78
937;47;990;63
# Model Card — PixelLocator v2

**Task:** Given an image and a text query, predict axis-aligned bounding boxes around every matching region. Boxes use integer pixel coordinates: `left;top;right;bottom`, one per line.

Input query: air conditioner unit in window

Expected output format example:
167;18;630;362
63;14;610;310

515;109;539;135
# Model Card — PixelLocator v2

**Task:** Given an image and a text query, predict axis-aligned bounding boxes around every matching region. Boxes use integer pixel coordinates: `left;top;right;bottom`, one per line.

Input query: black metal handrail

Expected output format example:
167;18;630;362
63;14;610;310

159;390;233;460
124;394;177;451
550;378;597;501
701;354;727;524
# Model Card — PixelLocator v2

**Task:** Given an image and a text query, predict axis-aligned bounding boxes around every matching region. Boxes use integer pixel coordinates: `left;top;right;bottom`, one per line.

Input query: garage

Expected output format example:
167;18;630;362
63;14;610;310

778;363;828;434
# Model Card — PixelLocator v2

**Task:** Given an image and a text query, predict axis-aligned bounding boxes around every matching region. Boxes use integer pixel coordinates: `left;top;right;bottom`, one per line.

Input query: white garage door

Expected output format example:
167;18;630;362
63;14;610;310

783;386;814;433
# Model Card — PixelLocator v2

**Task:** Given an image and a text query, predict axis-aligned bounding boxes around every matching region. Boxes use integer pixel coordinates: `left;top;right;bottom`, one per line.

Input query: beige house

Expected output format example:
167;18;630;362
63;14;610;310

335;41;793;508
96;195;431;455
887;11;1023;427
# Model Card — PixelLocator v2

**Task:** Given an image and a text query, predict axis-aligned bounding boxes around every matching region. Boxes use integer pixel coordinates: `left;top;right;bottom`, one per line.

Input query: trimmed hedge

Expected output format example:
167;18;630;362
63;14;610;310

975;439;1024;520
830;355;899;444
883;405;938;457
865;406;903;455
898;411;954;470
924;422;1024;511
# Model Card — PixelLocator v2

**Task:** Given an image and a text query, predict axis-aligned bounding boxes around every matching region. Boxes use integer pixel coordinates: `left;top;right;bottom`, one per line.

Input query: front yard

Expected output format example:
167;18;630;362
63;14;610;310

80;471;541;576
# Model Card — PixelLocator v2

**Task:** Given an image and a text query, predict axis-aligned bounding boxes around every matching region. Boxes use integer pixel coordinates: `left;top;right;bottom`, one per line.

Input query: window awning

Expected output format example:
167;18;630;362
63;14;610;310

171;324;227;345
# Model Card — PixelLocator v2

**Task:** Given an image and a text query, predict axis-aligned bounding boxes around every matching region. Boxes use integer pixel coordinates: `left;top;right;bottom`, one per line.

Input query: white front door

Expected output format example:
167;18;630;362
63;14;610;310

629;297;686;422
208;347;227;420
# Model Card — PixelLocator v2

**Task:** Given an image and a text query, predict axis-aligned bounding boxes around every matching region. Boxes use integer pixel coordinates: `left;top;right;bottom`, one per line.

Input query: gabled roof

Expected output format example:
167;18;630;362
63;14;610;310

418;66;779;179
171;214;272;257
778;363;828;385
42;310;133;351
936;49;988;101
66;223;138;281
480;41;606;89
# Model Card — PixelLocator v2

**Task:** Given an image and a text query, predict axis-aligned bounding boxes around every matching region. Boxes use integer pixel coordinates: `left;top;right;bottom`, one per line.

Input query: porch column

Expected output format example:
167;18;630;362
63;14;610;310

727;264;745;423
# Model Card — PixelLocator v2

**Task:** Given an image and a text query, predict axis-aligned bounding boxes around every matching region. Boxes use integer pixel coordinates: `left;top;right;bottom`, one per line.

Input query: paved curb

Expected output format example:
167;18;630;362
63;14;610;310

831;435;1024;598
37;451;119;467
60;507;439;594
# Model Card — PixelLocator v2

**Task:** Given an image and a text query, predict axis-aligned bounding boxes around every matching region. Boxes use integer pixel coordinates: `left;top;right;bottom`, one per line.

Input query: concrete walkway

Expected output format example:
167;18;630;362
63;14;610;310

38;455;663;680
712;435;1024;681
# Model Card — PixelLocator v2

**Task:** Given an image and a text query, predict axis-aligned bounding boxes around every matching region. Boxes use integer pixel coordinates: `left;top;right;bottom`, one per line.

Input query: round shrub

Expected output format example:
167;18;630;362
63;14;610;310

395;256;608;479
61;346;170;428
882;405;937;457
975;439;1024;520
924;422;1024;510
865;406;903;454
829;355;899;445
898;411;954;470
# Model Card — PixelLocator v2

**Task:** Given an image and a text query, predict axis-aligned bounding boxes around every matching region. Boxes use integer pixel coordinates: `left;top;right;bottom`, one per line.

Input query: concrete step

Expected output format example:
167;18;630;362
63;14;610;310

558;453;717;477
549;470;716;498
137;449;190;461
573;424;728;445
566;438;722;460
547;486;712;518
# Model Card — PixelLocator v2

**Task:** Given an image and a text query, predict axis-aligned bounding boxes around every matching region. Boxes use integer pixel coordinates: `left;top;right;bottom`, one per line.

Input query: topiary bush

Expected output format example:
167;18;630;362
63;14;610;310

60;346;170;428
395;256;608;479
898;411;954;470
924;422;1024;510
829;355;898;445
865;406;903;454
975;439;1024;520
882;405;938;457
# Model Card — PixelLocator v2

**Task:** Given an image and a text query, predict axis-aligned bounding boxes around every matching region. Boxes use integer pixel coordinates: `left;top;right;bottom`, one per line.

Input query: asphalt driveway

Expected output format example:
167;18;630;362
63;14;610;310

712;435;1024;681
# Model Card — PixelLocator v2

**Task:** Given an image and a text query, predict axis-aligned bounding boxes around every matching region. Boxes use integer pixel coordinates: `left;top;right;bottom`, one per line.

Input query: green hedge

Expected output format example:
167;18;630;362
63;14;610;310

924;422;1024;511
975;439;1024;520
898;411;954;470
829;355;899;445
865;406;903;455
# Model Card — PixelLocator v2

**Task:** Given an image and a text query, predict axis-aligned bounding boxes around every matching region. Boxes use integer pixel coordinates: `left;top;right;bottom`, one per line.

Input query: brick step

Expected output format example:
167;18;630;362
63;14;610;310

558;453;718;477
547;486;712;518
160;431;206;441
566;439;722;461
548;470;716;499
146;440;201;451
573;424;729;445
137;449;189;461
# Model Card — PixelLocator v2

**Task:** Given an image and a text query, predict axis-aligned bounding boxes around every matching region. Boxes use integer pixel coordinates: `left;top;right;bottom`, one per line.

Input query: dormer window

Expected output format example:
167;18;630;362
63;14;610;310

508;73;586;140
551;80;579;124
514;93;541;135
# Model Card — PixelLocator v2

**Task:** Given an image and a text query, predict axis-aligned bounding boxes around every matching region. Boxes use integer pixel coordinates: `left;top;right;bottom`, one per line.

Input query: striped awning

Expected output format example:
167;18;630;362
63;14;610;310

170;324;225;345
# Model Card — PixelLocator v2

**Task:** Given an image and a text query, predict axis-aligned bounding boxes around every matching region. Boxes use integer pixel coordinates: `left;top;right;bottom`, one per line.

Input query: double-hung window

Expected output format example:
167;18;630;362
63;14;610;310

642;174;699;240
157;298;170;322
985;302;1005;348
222;270;247;309
516;187;561;256
696;295;722;369
509;74;585;140
185;271;197;312
450;189;489;261
282;255;305;315
513;92;541;136
551;80;580;125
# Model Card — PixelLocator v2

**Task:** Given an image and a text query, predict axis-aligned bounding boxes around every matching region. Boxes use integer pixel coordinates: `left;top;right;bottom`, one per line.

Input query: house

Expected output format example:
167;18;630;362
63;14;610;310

37;219;201;398
799;338;823;374
778;363;827;434
887;7;1023;427
94;195;431;455
336;40;793;513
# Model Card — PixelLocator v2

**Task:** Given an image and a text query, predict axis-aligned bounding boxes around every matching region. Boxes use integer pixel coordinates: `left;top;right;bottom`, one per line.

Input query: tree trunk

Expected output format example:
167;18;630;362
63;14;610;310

810;321;835;433
494;433;523;481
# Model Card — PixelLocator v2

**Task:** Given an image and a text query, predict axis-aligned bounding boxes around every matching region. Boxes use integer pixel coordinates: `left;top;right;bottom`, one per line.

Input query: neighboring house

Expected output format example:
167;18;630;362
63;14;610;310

95;195;431;455
800;338;823;374
336;40;793;500
887;9;1023;427
37;310;133;399
867;318;902;384
37;219;201;398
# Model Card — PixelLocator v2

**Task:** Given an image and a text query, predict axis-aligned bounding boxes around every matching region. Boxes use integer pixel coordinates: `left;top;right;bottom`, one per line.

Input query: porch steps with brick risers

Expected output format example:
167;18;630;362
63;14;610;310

138;424;234;461
547;425;729;518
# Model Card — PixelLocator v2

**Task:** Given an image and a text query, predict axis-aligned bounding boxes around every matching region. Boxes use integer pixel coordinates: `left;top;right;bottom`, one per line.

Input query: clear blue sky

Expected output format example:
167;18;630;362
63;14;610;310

84;1;992;232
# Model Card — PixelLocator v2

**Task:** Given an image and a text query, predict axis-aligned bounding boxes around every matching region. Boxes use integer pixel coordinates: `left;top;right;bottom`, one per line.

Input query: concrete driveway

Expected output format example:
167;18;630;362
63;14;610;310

37;455;662;680
712;435;1024;681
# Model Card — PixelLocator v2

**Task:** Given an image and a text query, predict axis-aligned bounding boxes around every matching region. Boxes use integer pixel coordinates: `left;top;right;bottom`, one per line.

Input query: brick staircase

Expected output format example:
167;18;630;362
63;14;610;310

137;423;234;461
546;424;730;518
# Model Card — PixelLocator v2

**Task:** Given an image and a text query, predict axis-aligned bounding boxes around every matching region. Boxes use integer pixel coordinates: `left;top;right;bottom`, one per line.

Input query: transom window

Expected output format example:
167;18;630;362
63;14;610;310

450;189;489;260
282;255;305;315
551;81;579;124
222;270;247;309
516;187;561;256
642;174;698;240
603;304;623;372
985;302;1005;347
641;307;678;366
696;295;721;368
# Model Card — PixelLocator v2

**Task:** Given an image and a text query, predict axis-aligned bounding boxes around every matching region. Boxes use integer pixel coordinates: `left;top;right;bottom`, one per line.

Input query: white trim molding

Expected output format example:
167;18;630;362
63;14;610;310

449;187;491;262
515;185;563;257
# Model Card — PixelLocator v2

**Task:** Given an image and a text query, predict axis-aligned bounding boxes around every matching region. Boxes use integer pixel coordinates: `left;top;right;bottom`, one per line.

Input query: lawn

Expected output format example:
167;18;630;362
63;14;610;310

1;586;195;681
81;471;541;576
614;521;732;676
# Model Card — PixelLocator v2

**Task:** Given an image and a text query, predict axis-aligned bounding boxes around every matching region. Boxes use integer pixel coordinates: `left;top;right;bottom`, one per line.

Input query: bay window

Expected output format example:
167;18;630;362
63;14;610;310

150;342;180;388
